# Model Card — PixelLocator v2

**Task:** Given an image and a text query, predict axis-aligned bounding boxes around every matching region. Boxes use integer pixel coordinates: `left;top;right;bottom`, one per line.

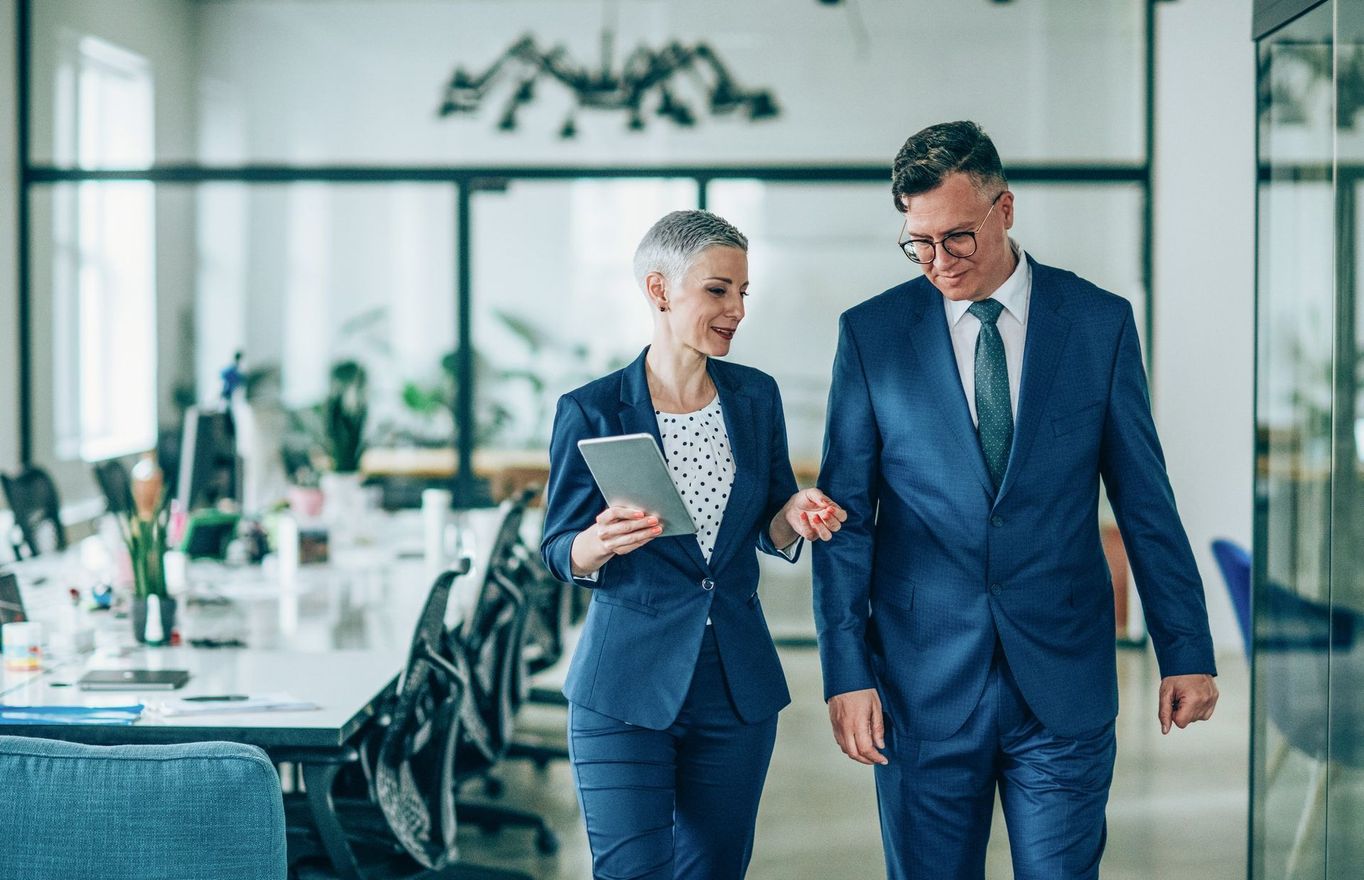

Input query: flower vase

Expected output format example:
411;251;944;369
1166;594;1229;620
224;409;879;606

132;595;177;646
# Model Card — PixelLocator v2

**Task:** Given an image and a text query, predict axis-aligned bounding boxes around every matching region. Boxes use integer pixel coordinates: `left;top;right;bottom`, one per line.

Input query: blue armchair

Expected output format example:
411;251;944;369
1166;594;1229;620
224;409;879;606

0;735;286;880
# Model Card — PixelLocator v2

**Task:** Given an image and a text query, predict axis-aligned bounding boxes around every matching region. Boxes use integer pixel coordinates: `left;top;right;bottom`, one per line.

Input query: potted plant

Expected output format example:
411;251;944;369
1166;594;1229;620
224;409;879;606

300;360;370;520
117;454;176;645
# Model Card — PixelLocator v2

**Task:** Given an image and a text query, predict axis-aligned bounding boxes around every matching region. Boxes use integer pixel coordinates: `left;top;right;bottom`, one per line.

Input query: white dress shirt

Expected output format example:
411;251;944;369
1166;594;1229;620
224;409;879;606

943;240;1031;426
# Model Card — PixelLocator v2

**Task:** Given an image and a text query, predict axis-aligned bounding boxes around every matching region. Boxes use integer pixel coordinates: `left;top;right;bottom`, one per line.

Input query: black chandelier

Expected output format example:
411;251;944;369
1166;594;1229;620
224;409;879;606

437;32;780;138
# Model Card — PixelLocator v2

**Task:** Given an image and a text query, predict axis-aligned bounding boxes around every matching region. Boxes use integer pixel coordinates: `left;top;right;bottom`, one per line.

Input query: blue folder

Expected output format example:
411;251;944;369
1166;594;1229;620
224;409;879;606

0;705;143;725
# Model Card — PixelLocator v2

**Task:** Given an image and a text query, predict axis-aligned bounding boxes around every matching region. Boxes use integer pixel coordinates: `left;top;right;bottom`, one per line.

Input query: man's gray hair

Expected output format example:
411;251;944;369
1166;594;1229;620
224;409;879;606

633;210;748;291
891;120;1008;211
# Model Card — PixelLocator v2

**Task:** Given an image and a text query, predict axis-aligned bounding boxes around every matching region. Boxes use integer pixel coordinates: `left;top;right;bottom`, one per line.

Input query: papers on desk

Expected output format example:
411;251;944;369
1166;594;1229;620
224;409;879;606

0;704;144;725
151;693;320;716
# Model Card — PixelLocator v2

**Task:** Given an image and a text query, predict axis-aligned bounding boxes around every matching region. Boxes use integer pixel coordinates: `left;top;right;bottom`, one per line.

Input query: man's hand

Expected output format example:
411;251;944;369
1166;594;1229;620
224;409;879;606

1158;673;1219;735
827;688;889;765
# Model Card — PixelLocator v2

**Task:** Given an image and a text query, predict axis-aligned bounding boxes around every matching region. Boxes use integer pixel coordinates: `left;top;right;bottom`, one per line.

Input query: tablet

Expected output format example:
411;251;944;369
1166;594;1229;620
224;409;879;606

78;669;191;691
577;434;697;538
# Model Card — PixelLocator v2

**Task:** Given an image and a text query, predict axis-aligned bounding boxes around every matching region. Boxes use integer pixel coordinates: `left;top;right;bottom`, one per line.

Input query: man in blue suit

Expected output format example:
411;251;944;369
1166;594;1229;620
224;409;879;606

813;121;1219;879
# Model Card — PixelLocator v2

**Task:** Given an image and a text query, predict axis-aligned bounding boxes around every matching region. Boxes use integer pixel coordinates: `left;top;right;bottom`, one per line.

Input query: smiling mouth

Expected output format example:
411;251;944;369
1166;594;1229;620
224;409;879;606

712;327;736;340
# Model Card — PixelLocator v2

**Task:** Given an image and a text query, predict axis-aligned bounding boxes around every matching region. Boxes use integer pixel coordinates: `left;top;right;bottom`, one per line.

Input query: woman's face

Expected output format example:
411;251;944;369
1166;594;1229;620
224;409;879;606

654;245;748;358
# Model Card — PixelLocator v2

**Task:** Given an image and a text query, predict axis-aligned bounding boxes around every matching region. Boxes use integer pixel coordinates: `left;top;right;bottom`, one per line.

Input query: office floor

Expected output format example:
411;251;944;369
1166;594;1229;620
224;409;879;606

307;644;1249;880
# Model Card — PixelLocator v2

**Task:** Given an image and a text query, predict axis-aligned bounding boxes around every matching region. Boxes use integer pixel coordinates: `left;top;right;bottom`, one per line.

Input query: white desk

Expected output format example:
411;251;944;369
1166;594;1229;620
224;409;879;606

0;506;510;880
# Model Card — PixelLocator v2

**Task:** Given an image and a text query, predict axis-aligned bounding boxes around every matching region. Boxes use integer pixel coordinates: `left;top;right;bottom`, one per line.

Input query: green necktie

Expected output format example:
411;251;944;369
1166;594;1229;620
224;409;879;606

968;299;1012;491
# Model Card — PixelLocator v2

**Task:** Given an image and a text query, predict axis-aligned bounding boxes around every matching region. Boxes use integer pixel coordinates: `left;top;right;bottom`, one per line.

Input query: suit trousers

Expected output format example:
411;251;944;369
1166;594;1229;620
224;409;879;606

568;625;779;880
874;645;1116;880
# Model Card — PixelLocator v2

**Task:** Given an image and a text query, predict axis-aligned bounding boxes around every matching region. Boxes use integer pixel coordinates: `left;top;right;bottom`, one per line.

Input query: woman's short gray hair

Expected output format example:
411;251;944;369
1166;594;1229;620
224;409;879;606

633;210;748;291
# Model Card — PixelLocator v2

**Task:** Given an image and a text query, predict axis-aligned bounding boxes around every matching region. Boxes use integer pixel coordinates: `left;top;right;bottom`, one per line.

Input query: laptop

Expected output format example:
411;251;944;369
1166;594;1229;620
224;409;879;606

78;669;191;691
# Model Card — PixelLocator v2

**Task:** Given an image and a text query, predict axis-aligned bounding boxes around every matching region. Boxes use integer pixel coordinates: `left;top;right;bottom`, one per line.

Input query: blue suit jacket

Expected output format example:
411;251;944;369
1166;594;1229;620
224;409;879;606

813;256;1216;740
541;349;801;730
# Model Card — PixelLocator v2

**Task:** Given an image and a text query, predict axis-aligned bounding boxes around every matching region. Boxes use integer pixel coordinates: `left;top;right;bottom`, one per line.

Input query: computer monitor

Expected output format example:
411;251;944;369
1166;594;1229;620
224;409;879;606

0;572;25;626
176;405;240;512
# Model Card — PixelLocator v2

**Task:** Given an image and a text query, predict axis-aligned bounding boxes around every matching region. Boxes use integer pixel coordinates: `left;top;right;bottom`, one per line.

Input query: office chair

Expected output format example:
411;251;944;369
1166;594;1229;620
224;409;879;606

0;735;286;880
1210;537;1364;877
452;490;559;857
1;466;67;559
284;558;532;880
1210;538;1252;657
93;458;136;516
506;490;573;771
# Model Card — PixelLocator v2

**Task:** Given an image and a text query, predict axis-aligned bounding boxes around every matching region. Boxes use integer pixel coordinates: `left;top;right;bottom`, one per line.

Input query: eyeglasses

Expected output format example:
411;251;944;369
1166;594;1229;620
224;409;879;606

897;191;1005;264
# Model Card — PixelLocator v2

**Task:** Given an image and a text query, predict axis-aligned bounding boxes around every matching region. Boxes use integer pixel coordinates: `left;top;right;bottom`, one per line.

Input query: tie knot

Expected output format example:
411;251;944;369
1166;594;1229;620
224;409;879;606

968;298;1005;326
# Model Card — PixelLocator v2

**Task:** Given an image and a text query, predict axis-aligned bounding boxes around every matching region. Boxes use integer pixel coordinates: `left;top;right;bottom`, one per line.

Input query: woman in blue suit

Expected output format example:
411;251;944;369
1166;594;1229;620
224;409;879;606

541;210;845;880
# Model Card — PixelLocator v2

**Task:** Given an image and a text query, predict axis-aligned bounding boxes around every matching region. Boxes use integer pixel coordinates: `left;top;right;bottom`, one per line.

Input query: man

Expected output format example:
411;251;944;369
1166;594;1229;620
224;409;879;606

812;120;1218;880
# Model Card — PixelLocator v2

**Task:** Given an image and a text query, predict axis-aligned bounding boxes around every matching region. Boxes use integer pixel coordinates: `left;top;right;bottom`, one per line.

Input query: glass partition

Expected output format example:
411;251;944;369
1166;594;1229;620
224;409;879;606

707;179;1146;639
27;181;457;505
1252;3;1344;877
464;178;697;499
1326;4;1364;875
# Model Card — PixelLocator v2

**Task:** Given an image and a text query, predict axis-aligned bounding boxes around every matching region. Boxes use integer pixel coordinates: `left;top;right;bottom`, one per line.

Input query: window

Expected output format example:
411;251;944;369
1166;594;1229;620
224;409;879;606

52;36;157;461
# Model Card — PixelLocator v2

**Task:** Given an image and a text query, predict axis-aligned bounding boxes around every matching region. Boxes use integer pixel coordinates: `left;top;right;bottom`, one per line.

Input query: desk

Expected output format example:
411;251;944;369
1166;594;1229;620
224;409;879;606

0;507;506;880
0;647;405;880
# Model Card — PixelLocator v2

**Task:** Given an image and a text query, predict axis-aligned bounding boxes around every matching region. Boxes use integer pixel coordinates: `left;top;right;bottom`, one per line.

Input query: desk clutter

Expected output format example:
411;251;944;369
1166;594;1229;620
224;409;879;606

0;476;582;878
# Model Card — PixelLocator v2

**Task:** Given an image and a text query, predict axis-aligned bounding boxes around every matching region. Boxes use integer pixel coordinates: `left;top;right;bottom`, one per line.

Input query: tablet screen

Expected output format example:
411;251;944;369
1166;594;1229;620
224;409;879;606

577;434;697;538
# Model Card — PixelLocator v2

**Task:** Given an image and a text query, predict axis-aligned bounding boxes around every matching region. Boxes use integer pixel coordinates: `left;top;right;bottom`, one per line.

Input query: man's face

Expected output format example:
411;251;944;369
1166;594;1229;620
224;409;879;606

899;172;1015;302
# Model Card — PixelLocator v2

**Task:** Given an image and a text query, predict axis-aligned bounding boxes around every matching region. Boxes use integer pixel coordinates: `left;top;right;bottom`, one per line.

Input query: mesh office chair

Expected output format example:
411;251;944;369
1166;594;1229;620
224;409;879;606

452;490;559;857
504;488;573;770
369;562;474;871
285;559;533;880
93;458;136;516
1;467;67;559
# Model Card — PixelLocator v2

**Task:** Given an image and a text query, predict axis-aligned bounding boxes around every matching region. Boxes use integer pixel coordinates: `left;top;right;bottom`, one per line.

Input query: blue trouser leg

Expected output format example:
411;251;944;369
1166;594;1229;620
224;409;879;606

569;627;778;880
996;658;1115;880
874;649;1116;880
874;675;998;880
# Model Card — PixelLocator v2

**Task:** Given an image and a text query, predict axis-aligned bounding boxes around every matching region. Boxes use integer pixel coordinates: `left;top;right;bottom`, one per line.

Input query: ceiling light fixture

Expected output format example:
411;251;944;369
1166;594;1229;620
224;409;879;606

437;32;780;138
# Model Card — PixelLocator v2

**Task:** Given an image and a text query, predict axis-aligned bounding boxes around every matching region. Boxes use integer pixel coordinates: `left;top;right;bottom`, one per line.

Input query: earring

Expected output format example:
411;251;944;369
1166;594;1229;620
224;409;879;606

658;305;667;312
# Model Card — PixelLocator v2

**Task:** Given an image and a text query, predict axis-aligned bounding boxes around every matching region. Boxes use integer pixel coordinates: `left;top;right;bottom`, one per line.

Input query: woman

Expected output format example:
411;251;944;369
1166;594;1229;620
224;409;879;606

541;210;846;880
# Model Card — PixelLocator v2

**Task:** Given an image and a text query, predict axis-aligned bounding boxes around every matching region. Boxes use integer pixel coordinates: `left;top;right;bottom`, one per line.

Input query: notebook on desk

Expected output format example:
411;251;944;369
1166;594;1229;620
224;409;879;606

78;669;190;691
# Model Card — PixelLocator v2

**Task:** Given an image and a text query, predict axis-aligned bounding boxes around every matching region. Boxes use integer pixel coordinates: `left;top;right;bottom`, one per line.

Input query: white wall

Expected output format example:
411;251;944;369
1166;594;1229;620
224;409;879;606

1152;0;1255;653
0;0;18;474
192;0;1145;166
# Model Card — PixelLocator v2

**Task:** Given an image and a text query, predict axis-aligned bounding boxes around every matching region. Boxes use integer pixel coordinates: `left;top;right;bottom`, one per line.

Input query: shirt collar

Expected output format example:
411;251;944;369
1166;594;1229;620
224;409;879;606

946;239;1031;326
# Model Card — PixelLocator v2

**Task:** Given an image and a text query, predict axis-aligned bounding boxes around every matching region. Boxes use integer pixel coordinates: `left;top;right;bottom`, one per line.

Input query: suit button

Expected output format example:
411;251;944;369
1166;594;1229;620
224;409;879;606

990;583;1003;596
701;578;715;591
991;516;1004;527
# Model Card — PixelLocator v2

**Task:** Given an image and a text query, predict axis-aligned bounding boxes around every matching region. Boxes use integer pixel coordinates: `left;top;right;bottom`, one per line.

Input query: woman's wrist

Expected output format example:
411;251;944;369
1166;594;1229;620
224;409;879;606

769;506;799;549
570;529;612;578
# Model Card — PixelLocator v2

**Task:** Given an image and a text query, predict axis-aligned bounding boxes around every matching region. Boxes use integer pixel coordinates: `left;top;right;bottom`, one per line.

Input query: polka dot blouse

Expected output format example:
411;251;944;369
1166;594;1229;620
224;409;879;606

656;395;734;563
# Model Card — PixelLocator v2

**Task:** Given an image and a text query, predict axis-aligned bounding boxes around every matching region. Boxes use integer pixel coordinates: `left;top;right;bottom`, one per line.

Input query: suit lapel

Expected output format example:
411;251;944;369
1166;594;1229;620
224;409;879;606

993;259;1072;507
902;283;996;497
705;361;758;573
618;348;710;576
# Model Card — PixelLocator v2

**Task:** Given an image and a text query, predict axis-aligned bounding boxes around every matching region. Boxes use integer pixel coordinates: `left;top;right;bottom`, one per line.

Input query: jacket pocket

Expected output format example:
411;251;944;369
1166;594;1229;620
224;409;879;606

1052;401;1104;438
875;578;916;612
592;591;659;617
